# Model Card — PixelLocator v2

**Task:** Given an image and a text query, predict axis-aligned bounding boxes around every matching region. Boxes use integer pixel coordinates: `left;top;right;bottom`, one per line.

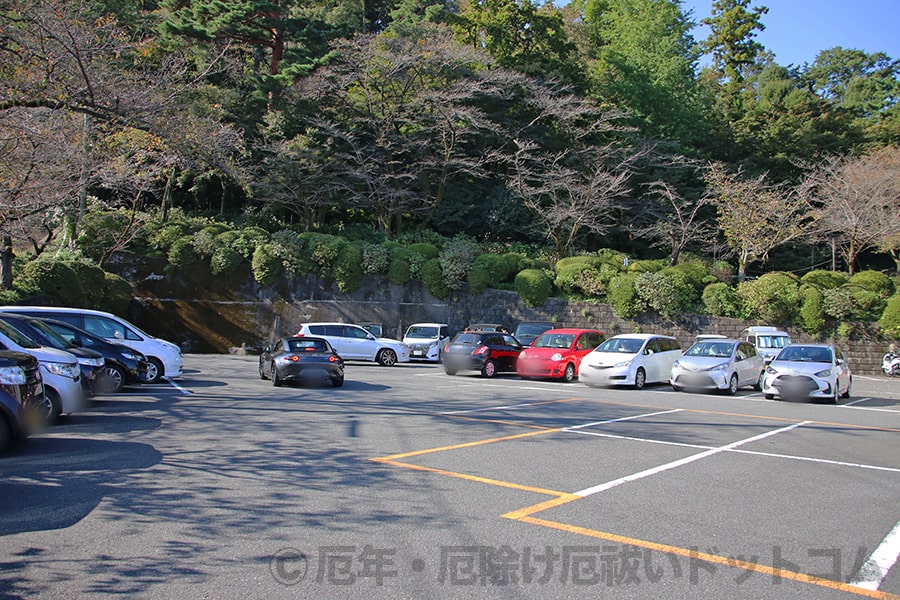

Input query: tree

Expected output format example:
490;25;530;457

633;178;716;266
700;0;769;84
704;162;812;281
799;148;900;274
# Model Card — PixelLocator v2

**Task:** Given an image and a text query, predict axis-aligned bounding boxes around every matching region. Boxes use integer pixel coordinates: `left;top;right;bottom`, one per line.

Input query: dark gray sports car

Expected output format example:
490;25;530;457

259;336;344;387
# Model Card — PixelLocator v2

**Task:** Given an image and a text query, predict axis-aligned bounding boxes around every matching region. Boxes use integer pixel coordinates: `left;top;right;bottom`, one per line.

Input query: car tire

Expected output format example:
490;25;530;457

45;388;62;423
481;360;497;378
724;373;739;395
443;367;457;376
331;377;344;388
563;363;576;383
272;366;283;387
841;378;851;399
832;386;840;404
98;364;126;394
259;362;267;380
0;416;11;454
145;358;164;384
634;368;646;390
671;384;683;392
376;349;397;366
764;393;774;400
753;371;763;392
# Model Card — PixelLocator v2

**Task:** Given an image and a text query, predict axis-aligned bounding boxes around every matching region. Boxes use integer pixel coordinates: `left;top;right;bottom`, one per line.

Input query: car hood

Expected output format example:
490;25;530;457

376;337;406;347
768;360;832;375
674;356;731;370
584;351;639;366
404;337;439;344
521;347;570;358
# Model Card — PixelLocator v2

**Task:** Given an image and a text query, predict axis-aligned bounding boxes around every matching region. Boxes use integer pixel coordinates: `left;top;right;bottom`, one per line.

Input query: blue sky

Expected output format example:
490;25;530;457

680;0;900;67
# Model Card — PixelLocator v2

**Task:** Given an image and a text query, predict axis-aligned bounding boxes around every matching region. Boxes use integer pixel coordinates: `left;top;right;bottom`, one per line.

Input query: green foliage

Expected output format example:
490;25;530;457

710;261;735;283
438;235;480;291
408;243;439;259
147;218;199;254
468;254;511;295
554;256;602;294
168;236;199;269
823;288;856;321
797;285;827;336
232;227;270;260
420;258;449;299
702;282;742;318
633;269;697;320
736;272;801;324
64;257;107;309
361;243;391;275
100;272;133;315
270;230;309;274
210;246;243;275
388;247;412;285
0;288;22;304
800;270;849;290
515;269;553;307
19;258;85;306
193;224;233;258
879;294;900;337
251;243;282;286
333;243;363;293
607;272;640;318
76;209;150;263
848;270;895;296
670;261;710;294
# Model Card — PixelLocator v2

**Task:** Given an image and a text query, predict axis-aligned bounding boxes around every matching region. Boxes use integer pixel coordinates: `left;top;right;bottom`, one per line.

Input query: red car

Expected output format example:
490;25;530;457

516;328;606;382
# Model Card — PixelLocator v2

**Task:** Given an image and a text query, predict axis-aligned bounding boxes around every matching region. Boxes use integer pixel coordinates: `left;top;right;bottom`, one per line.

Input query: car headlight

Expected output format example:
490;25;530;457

551;353;563;362
815;368;832;377
711;363;729;372
0;365;27;385
43;361;80;379
614;360;633;368
766;366;779;375
122;351;144;361
672;359;681;369
79;357;105;367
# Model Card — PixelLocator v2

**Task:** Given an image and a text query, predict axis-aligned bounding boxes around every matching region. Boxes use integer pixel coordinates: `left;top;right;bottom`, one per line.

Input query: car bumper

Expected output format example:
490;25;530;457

579;364;634;386
670;370;729;390
517;360;566;379
407;344;441;362
443;355;486;372
763;375;835;399
44;373;87;414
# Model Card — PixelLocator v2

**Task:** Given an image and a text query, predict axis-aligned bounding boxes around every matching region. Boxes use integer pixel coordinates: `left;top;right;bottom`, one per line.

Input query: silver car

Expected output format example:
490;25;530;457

670;339;764;395
762;344;851;403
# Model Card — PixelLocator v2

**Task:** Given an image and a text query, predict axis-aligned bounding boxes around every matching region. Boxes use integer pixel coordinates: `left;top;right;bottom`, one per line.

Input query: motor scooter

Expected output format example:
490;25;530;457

884;352;900;376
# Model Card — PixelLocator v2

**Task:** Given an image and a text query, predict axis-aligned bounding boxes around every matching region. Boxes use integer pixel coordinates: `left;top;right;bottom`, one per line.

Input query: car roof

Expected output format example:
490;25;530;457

781;343;833;349
607;333;675;340
0;305;114;318
406;323;448;327
301;322;363;327
537;328;602;335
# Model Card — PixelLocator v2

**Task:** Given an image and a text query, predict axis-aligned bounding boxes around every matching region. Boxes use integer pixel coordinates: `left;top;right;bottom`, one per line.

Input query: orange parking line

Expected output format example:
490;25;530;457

371;427;559;461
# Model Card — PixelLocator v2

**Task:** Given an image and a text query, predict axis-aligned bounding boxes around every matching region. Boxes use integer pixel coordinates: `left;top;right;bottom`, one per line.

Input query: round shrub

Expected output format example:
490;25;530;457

848;270;895;296
468;254;510;295
210;246;243;275
800;270;849;290
879;294;900;337
626;259;666;273
420;258;449;299
310;234;345;272
19;258;84;306
232;227;270;260
554;256;602;294
388;247;412;285
100;272;133;314
710;260;735;283
251;243;282;286
333;243;363;293
192;224;233;258
438;236;480;290
408;243;439;260
270;230;309;274
63;257;107;309
849;289;885;321
76;209;150;263
702;282;741;317
515;269;553;307
670;261;710;294
634;269;696;320
823;288;856;321
607;272;640;318
361;243;390;275
797;285;827;336
736;272;801;324
147;219;195;253
168;236;199;269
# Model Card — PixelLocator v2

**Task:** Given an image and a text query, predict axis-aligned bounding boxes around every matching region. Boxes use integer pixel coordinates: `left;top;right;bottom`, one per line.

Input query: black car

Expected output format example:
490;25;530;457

513;321;555;346
0;350;47;453
442;331;523;377
0;313;104;396
37;318;150;394
259;336;345;387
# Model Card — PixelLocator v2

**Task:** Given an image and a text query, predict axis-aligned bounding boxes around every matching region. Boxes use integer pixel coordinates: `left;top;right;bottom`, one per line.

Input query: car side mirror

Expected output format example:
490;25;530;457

264;346;271;353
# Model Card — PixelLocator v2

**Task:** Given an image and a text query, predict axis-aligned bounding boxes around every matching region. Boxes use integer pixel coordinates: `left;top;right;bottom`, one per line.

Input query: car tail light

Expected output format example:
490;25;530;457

291;355;300;362
329;356;337;362
474;345;490;356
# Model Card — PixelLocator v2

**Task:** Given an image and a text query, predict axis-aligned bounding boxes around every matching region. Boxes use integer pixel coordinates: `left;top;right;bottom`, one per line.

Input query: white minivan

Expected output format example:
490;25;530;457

579;333;683;389
402;323;450;362
0;318;83;421
0;306;183;383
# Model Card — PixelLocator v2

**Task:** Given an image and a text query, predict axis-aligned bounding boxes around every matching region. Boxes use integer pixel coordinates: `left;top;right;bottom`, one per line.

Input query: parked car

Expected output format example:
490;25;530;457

0;313;104;396
442;331;523;377
403;323;451;362
743;326;790;364
579;334;683;389
0;306;182;383
671;339;764;395
0;318;83;422
465;323;509;333
296;323;410;366
762;344;852;403
259;336;344;387
513;321;555;346
517;329;606;382
37;317;149;394
0;350;47;454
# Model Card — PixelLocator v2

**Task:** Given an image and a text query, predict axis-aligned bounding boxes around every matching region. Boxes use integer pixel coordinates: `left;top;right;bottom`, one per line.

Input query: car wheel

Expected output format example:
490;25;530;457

331;377;344;388
481;360;497;378
671;384;683;392
259;362;267;380
562;363;576;383
0;416;10;454
634;368;646;390
98;364;126;394
725;373;739;395
831;386;840;404
272;366;283;387
145;358;164;384
841;378;851;399
764;393;774;400
753;371;764;392
376;349;397;366
44;388;62;423
443;367;457;376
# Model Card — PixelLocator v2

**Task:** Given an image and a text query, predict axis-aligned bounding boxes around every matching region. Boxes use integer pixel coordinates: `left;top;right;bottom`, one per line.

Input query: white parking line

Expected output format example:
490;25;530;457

164;377;192;395
849;519;900;590
573;422;808;497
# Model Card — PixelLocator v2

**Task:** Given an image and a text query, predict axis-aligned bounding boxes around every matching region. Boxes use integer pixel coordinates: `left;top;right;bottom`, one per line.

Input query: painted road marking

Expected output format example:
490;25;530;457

851;520;900;591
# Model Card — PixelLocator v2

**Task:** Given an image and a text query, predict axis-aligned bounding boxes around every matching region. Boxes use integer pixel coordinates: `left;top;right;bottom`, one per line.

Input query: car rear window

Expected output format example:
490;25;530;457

289;339;328;352
453;334;482;344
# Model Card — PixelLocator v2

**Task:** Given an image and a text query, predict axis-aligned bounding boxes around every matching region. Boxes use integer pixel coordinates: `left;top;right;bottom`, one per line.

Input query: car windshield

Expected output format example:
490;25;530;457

27;319;73;349
516;323;551;336
758;335;789;348
596;337;645;354
406;326;438;338
685;342;735;358
0;319;40;348
533;333;575;349
287;339;329;353
776;346;832;363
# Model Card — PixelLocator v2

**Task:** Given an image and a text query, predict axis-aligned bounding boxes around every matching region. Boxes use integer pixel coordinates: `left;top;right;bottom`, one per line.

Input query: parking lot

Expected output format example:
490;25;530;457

1;354;899;599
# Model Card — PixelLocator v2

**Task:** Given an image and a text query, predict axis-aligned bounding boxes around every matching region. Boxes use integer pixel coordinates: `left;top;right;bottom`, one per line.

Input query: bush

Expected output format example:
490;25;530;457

361;243;390;275
333;243;363;293
408;243;439;260
251;243;282;286
310;234;345;272
736;272;801;324
100;272;133;314
19;258;84;306
702;282;742;317
710;261;735;283
879;294;900;337
800;270;849;290
388;247;412;285
515;269;553;307
627;259;666;273
823;288;856;321
670;261;710;294
797;285;827;336
64;257;107;309
168;236;199;269
468;254;510;295
554;256;602;294
634;270;696;320
210;246;243;275
270;230;308;274
232;227;270;260
848;270;895;296
76;209;150;263
420;258;449;299
192;224;233;258
147;219;196;253
607;273;640;318
438;235;480;290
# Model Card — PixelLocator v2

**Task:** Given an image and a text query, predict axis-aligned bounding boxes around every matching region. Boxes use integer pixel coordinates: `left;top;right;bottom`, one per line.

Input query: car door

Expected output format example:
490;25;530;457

641;338;663;382
657;338;682;383
735;343;760;386
834;348;850;395
341;325;374;360
496;334;522;372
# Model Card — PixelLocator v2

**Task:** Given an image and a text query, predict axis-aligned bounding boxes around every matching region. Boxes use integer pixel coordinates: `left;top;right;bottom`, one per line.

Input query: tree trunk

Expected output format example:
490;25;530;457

1;236;14;290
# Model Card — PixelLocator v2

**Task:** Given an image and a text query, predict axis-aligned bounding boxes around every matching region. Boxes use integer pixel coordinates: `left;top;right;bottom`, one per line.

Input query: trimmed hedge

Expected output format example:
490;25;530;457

515;269;553;307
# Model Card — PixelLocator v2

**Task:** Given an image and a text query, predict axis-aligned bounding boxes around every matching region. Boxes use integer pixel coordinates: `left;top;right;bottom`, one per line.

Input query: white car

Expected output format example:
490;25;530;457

0;306;183;384
297;323;410;366
579;334;683;389
402;323;450;362
743;326;790;364
671;339;764;395
0;318;84;422
762;344;851;403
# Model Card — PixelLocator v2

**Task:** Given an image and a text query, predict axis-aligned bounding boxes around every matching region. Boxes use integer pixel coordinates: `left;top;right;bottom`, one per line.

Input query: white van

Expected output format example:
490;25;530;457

0;306;183;383
0;318;83;421
579;334;683;389
402;323;451;362
743;326;790;363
